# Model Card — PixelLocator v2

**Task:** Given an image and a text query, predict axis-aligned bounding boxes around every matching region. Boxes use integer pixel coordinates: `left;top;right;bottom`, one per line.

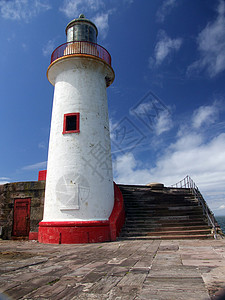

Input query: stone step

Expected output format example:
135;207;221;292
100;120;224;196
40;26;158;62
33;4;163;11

121;190;193;194
124;219;207;224
121;191;193;196
120;228;211;236
146;229;212;236
122;225;210;231
125;214;204;220
126;214;206;219
124;202;199;207
125;209;203;215
124;197;196;202
118;234;214;240
118;184;216;240
124;209;202;214
124;219;208;227
124;199;198;207
123;194;196;201
125;205;202;210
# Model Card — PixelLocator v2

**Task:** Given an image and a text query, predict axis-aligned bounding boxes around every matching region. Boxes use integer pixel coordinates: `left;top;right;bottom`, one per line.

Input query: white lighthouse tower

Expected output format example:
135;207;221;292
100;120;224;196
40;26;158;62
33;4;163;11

38;15;117;244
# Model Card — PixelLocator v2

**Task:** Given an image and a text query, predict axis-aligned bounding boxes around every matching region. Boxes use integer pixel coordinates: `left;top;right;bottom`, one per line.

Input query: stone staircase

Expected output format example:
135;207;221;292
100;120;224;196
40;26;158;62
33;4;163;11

118;184;217;239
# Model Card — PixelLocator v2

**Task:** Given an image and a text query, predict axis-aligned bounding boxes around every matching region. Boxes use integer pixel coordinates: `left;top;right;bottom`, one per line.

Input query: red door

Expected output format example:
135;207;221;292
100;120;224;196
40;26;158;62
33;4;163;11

13;198;31;237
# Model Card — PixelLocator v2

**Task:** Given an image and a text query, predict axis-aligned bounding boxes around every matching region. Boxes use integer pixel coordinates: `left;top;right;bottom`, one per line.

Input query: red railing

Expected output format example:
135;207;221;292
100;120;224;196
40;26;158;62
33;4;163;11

50;41;111;66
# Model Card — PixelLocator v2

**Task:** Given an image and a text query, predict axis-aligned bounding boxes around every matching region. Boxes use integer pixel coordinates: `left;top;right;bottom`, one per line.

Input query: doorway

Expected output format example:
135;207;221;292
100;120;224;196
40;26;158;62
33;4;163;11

12;198;31;237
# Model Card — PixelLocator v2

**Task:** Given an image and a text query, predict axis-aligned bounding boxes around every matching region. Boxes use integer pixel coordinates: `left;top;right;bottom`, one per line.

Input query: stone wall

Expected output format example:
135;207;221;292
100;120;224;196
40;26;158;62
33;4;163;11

0;181;45;239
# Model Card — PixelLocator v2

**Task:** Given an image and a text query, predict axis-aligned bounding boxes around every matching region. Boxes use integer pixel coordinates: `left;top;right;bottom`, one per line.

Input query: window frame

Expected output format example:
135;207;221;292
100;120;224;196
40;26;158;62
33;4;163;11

62;112;80;134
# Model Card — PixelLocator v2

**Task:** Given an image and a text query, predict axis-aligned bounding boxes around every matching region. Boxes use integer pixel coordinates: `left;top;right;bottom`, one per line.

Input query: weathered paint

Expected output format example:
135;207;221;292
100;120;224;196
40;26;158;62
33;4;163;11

42;55;115;223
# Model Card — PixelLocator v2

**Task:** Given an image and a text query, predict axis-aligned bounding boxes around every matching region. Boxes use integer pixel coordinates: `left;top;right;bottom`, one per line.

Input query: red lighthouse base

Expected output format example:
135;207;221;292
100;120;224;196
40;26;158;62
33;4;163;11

38;183;125;244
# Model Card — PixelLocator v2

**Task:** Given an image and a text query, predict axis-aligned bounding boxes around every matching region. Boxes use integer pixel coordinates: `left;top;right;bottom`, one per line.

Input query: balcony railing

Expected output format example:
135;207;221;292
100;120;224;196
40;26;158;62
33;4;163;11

50;41;111;66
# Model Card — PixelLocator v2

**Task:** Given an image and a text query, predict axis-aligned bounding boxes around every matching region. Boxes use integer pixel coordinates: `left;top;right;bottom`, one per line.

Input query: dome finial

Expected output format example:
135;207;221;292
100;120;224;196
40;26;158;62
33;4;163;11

79;14;85;18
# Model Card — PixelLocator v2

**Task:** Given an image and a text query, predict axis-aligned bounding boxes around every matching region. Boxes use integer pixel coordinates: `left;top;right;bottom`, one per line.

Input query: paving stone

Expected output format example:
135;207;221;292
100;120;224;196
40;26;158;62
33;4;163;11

153;252;182;266
4;271;40;282
119;258;139;267
117;272;147;288
148;265;200;278
93;263;115;274
158;245;179;251
5;275;59;299
79;271;107;283
182;259;225;267
1;239;225;299
107;286;138;299
65;265;94;277
72;292;109;299
0;280;21;293
132;259;153;269
88;275;122;294
136;289;210;300
201;266;225;298
52;284;84;300
23;282;69;299
143;276;208;291
107;257;127;265
26;284;84;300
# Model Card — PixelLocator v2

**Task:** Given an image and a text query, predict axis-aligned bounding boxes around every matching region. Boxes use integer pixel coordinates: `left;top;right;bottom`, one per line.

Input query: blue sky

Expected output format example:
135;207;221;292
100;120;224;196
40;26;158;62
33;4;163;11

0;0;225;215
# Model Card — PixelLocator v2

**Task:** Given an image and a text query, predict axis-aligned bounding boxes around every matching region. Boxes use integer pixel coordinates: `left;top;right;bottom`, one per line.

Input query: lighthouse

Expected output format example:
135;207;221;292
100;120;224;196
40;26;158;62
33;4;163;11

38;15;122;244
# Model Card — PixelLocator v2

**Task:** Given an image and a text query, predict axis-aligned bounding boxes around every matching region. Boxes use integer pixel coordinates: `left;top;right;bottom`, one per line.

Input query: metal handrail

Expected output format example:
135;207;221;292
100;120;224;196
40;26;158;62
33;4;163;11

171;175;218;239
50;41;111;66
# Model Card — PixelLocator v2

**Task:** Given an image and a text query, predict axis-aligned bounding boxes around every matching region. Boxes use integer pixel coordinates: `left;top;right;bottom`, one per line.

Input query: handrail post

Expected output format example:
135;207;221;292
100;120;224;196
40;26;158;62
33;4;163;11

171;175;218;239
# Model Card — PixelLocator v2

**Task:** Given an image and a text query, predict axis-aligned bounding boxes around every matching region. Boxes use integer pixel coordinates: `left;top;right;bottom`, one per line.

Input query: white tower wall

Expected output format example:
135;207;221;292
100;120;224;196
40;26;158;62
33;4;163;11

43;56;114;221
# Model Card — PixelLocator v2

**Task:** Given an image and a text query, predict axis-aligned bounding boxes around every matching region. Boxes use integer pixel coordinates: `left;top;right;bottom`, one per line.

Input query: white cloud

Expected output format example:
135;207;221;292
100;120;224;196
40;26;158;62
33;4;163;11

60;0;124;39
155;110;173;135
114;153;152;185
114;132;225;212
129;93;172;135
192;102;219;129
22;161;47;171
93;12;110;40
113;102;225;214
0;181;9;185
42;39;55;57
0;177;10;185
149;30;182;67
0;0;51;21
153;133;225;180
187;0;225;78
156;0;177;23
59;0;104;19
60;0;109;39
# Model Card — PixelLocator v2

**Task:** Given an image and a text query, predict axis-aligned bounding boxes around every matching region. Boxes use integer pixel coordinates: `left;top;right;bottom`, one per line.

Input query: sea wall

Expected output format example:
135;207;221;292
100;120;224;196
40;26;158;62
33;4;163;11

0;181;45;239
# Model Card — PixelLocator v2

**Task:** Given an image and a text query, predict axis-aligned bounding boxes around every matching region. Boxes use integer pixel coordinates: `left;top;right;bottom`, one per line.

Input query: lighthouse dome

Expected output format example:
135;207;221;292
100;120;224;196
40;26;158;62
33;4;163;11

66;14;98;43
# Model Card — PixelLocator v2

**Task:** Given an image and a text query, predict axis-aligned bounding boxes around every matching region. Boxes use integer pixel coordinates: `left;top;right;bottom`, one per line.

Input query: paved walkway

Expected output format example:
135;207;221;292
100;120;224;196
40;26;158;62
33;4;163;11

0;239;225;299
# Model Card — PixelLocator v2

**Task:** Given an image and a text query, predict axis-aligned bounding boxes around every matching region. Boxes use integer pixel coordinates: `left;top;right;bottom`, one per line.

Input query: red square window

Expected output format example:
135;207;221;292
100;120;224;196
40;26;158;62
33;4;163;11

63;113;80;134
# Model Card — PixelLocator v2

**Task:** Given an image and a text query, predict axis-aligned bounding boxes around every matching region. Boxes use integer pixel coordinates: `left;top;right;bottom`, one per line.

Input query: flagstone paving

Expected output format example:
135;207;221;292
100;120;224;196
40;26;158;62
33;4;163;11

0;239;225;299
